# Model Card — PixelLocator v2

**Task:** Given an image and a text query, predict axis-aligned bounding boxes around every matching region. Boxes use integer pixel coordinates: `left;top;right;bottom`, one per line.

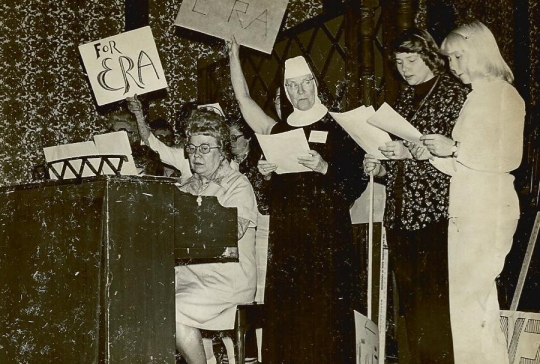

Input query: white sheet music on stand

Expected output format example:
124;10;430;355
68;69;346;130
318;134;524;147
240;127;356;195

43;141;100;180
93;131;138;175
355;311;379;364
43;132;138;179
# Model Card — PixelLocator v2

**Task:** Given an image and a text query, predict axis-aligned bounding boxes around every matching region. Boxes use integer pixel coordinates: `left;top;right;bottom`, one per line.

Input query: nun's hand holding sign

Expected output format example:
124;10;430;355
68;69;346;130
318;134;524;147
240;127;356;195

126;94;143;116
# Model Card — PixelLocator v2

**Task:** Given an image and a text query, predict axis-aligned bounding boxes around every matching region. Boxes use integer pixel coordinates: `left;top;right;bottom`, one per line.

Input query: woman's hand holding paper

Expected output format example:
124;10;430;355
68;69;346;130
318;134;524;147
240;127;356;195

420;134;454;157
379;140;411;160
297;150;328;174
406;142;433;161
258;159;277;179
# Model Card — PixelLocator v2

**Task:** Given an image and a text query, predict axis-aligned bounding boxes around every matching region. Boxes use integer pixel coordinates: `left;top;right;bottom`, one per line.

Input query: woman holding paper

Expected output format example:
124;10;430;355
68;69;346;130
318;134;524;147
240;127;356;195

363;28;469;364
419;21;525;364
228;38;367;364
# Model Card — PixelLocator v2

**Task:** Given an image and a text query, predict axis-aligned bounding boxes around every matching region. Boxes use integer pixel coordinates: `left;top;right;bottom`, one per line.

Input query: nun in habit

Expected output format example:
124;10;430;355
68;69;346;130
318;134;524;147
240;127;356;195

228;38;368;364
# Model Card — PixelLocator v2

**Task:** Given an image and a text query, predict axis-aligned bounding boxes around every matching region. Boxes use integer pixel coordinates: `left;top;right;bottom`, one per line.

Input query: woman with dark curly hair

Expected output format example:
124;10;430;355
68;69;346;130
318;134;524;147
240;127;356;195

363;28;469;363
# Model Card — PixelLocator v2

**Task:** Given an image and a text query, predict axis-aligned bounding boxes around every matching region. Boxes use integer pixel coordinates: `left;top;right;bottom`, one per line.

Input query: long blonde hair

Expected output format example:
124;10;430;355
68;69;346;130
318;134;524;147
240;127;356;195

441;21;514;83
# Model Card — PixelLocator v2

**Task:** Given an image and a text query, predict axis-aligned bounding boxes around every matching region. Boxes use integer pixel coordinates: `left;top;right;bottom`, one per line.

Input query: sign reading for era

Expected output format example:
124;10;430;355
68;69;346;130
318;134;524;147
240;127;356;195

79;26;167;106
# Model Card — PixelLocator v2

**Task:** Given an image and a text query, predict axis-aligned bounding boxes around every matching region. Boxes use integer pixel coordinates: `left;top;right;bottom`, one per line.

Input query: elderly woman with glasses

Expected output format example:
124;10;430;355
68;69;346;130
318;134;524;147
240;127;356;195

128;97;258;364
228;39;367;364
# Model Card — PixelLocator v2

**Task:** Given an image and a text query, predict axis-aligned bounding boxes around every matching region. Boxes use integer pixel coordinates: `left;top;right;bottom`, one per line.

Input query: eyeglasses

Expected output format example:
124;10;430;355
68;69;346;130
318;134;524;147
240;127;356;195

184;143;220;154
230;134;244;142
285;77;315;92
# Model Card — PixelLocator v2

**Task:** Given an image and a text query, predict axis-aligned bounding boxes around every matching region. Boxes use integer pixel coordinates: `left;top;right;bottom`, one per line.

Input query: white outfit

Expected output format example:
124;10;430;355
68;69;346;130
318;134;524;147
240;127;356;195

147;134;193;181
176;162;258;330
431;79;525;364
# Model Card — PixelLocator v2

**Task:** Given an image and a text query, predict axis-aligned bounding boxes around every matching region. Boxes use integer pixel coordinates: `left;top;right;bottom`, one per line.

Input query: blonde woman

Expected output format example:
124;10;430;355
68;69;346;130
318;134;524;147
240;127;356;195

419;21;525;364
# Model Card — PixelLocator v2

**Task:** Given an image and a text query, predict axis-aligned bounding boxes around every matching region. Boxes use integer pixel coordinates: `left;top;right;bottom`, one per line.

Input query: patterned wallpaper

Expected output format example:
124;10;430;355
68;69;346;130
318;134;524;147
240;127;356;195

0;0;538;192
0;1;125;186
0;0;322;187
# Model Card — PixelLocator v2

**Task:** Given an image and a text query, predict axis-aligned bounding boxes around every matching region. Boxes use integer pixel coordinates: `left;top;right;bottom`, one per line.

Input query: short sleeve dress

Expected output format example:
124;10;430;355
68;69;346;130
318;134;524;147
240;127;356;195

174;161;258;330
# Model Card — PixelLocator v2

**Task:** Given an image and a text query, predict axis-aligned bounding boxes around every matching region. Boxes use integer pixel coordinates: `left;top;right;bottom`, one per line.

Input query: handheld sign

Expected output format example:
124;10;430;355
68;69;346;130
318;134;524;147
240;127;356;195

175;0;289;54
78;26;167;106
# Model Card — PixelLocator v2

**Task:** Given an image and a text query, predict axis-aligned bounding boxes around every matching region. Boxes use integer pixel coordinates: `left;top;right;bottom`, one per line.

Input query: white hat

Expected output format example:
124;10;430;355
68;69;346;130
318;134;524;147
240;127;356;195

284;56;312;79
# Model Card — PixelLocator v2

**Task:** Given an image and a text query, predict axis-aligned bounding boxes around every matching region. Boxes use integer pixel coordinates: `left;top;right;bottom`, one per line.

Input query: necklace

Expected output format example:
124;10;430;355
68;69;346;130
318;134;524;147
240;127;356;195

410;76;440;121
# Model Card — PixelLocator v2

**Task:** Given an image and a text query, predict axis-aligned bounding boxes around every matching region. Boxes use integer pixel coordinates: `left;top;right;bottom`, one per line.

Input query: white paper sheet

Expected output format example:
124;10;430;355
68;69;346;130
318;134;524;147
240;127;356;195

367;102;423;144
93;131;138;175
330;106;391;160
256;128;311;174
43;141;100;179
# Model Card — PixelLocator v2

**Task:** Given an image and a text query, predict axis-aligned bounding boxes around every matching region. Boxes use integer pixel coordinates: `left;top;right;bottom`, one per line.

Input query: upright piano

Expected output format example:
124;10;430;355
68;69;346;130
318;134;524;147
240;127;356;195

0;176;237;363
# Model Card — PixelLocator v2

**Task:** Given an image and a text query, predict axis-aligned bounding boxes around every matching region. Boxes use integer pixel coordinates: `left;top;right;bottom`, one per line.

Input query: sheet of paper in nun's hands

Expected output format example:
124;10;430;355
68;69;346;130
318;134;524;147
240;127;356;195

330;106;392;160
354;311;379;364
175;0;289;54
43;141;100;180
93;131;138;176
256;128;311;174
367;102;423;144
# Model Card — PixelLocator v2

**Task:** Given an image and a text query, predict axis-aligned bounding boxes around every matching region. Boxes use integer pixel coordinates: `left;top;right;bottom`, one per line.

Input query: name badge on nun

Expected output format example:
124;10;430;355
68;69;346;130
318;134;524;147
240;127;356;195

309;130;328;143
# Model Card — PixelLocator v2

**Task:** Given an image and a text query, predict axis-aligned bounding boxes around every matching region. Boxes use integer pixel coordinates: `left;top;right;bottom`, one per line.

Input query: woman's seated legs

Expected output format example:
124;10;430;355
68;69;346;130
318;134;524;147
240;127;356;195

176;322;206;364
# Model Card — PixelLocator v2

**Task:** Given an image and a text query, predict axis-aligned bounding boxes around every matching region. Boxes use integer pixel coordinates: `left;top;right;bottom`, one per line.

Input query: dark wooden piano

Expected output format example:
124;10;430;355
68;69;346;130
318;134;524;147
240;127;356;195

0;176;237;363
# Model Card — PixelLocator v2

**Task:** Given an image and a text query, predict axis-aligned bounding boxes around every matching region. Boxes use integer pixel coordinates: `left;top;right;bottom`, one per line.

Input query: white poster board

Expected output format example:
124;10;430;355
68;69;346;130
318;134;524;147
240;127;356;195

355;311;380;364
175;0;289;54
78;26;167;106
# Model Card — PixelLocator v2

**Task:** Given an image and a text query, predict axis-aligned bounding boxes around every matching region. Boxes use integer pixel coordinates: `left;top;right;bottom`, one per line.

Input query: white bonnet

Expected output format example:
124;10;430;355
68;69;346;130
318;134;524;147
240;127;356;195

284;56;312;79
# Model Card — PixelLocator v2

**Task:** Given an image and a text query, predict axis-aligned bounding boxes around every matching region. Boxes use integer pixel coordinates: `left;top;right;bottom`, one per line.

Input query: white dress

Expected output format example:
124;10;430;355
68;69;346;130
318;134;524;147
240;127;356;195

175;161;258;330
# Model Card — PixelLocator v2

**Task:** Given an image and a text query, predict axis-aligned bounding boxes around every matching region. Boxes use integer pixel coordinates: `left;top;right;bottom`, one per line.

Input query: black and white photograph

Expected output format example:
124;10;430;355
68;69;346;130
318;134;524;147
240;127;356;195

0;1;539;363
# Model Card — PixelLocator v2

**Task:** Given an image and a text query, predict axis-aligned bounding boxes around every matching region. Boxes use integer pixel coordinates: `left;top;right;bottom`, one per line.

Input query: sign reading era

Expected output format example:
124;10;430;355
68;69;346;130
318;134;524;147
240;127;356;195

78;26;167;106
175;0;289;54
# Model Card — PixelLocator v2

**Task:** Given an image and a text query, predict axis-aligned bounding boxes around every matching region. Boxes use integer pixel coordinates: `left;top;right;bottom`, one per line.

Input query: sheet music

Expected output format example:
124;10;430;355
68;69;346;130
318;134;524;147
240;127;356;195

43;141;100;179
93;131;138;175
367;102;423;144
330;106;392;160
256;128;311;174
